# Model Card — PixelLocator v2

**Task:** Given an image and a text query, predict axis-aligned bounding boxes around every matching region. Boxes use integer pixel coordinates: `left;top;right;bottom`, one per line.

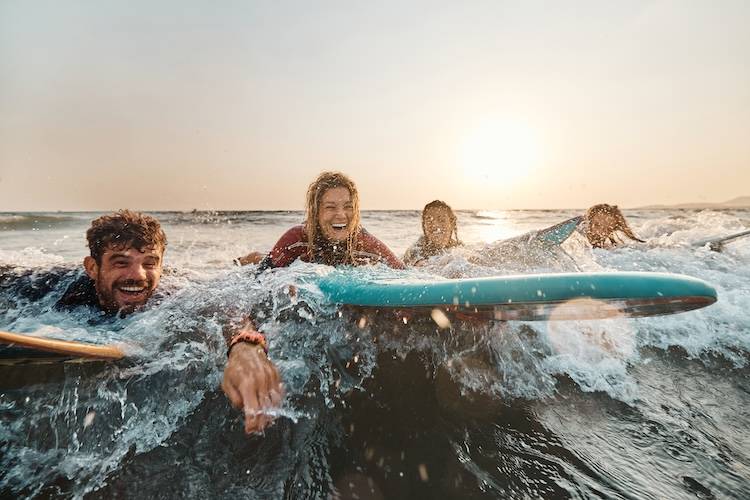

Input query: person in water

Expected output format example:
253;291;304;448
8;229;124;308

581;203;645;249
402;200;462;266
56;209;167;315
223;171;405;435
237;171;404;269
401;201;644;267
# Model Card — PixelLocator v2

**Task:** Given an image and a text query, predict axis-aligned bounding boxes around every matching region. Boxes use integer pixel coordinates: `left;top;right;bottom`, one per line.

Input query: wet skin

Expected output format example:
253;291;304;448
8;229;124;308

223;341;284;434
318;186;355;242
423;207;454;248
83;244;163;314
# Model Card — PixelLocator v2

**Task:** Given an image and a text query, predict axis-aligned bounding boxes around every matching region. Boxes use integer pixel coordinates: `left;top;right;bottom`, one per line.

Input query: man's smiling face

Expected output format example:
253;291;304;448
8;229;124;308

84;243;164;314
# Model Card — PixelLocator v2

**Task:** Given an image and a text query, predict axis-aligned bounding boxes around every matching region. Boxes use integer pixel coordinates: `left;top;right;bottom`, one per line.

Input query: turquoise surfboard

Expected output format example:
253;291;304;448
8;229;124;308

495;216;582;248
530;216;583;245
317;270;717;321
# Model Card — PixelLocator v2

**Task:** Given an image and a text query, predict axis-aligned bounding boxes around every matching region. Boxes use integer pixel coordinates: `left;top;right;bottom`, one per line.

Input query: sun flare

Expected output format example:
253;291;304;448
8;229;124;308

459;120;541;185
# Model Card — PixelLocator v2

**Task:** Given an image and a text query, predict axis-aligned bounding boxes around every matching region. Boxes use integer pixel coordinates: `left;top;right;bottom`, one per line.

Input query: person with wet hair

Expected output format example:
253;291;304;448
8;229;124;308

224;171;404;435
582;204;645;249
237;171;404;269
0;211;169;368
403;200;462;265
56;209;167;315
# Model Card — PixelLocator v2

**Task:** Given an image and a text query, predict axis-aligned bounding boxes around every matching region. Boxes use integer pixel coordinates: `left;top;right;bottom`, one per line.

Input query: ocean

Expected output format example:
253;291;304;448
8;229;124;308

1;209;749;499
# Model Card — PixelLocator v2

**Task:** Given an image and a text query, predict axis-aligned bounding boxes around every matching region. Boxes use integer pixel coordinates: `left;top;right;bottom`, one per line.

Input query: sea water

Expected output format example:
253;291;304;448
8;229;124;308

0;209;749;499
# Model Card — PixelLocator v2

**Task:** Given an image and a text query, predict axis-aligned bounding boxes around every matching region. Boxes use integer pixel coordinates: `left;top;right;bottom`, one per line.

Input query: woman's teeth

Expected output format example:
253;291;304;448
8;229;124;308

332;224;347;230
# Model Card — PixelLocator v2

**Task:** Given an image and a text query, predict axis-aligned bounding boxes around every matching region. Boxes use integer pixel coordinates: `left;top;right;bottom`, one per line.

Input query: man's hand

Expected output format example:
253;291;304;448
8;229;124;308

222;342;284;434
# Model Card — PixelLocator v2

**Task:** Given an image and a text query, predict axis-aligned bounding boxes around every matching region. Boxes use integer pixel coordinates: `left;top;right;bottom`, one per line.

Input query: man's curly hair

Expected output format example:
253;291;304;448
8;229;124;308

86;210;167;263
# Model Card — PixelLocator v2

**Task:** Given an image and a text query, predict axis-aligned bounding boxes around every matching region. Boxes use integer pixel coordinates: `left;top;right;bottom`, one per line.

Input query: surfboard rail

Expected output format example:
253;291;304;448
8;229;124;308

317;271;717;320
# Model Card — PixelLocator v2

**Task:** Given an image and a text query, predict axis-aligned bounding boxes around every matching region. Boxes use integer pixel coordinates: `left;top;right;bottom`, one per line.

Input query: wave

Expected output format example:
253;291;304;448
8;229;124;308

151;211;305;228
0;213;81;231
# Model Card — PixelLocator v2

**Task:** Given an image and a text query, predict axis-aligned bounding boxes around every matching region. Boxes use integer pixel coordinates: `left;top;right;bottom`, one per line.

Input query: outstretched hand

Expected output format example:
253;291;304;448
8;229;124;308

222;342;284;434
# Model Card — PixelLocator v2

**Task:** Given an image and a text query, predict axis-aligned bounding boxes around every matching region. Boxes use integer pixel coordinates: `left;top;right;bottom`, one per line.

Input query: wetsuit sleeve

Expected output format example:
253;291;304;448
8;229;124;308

55;274;100;310
258;225;308;271
0;266;88;310
360;231;406;269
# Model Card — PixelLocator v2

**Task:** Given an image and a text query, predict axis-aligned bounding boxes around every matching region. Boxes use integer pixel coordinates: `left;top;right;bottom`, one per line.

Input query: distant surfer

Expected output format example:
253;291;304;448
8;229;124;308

583;204;748;252
223;171;405;435
580;203;645;249
403;201;646;267
403;200;462;266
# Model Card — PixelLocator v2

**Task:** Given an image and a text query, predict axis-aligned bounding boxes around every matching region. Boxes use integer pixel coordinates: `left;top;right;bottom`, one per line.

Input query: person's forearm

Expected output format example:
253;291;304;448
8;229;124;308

226;316;267;354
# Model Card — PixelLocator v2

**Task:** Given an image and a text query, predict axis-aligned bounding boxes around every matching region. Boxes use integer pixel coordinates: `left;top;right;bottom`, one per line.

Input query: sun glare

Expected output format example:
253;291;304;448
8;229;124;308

459;120;540;185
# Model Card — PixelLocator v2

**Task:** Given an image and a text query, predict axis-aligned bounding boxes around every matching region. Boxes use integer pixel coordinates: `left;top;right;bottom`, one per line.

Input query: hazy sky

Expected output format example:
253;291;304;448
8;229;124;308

1;0;748;211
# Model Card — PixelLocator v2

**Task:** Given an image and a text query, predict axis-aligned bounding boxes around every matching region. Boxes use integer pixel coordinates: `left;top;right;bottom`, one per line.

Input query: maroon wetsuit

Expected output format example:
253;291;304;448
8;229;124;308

259;225;404;270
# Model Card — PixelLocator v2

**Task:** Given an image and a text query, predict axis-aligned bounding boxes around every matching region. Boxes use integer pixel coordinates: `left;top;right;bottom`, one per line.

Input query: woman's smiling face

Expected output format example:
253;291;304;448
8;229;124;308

317;186;355;242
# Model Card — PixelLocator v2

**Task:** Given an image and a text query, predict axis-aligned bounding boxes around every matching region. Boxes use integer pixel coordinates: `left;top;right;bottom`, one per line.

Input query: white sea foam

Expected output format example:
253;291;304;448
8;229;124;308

0;247;67;267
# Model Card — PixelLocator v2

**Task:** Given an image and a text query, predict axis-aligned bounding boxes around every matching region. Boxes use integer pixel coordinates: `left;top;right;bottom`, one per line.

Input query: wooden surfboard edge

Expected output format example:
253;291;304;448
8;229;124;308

0;330;125;360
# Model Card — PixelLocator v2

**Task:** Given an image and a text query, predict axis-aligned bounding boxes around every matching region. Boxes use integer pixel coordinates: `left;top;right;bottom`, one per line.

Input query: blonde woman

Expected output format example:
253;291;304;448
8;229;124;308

255;171;404;269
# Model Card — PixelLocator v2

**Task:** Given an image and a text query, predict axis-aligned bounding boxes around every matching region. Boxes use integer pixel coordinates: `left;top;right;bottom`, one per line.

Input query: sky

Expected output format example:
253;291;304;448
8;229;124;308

1;0;749;211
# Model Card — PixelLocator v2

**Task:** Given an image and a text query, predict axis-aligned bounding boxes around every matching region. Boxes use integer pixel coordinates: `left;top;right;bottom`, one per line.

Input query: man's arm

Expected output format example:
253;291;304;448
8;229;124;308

221;318;284;434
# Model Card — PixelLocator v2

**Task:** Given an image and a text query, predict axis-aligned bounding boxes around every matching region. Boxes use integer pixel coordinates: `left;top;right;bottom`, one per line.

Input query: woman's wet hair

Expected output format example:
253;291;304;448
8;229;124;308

585;204;645;248
304;171;361;264
86;210;167;263
422;200;461;249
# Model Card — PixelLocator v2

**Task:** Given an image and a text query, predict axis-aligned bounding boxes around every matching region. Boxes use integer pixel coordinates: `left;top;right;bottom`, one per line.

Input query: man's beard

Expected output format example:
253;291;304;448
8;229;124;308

96;278;154;315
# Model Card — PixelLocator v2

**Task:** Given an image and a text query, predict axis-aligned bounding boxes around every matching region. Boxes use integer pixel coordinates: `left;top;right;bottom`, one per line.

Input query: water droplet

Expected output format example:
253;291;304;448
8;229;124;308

83;411;96;429
418;464;429;481
430;309;451;329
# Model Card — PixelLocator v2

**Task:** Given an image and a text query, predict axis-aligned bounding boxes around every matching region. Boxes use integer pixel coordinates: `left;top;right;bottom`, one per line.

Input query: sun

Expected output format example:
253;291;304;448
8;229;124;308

458;119;541;185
